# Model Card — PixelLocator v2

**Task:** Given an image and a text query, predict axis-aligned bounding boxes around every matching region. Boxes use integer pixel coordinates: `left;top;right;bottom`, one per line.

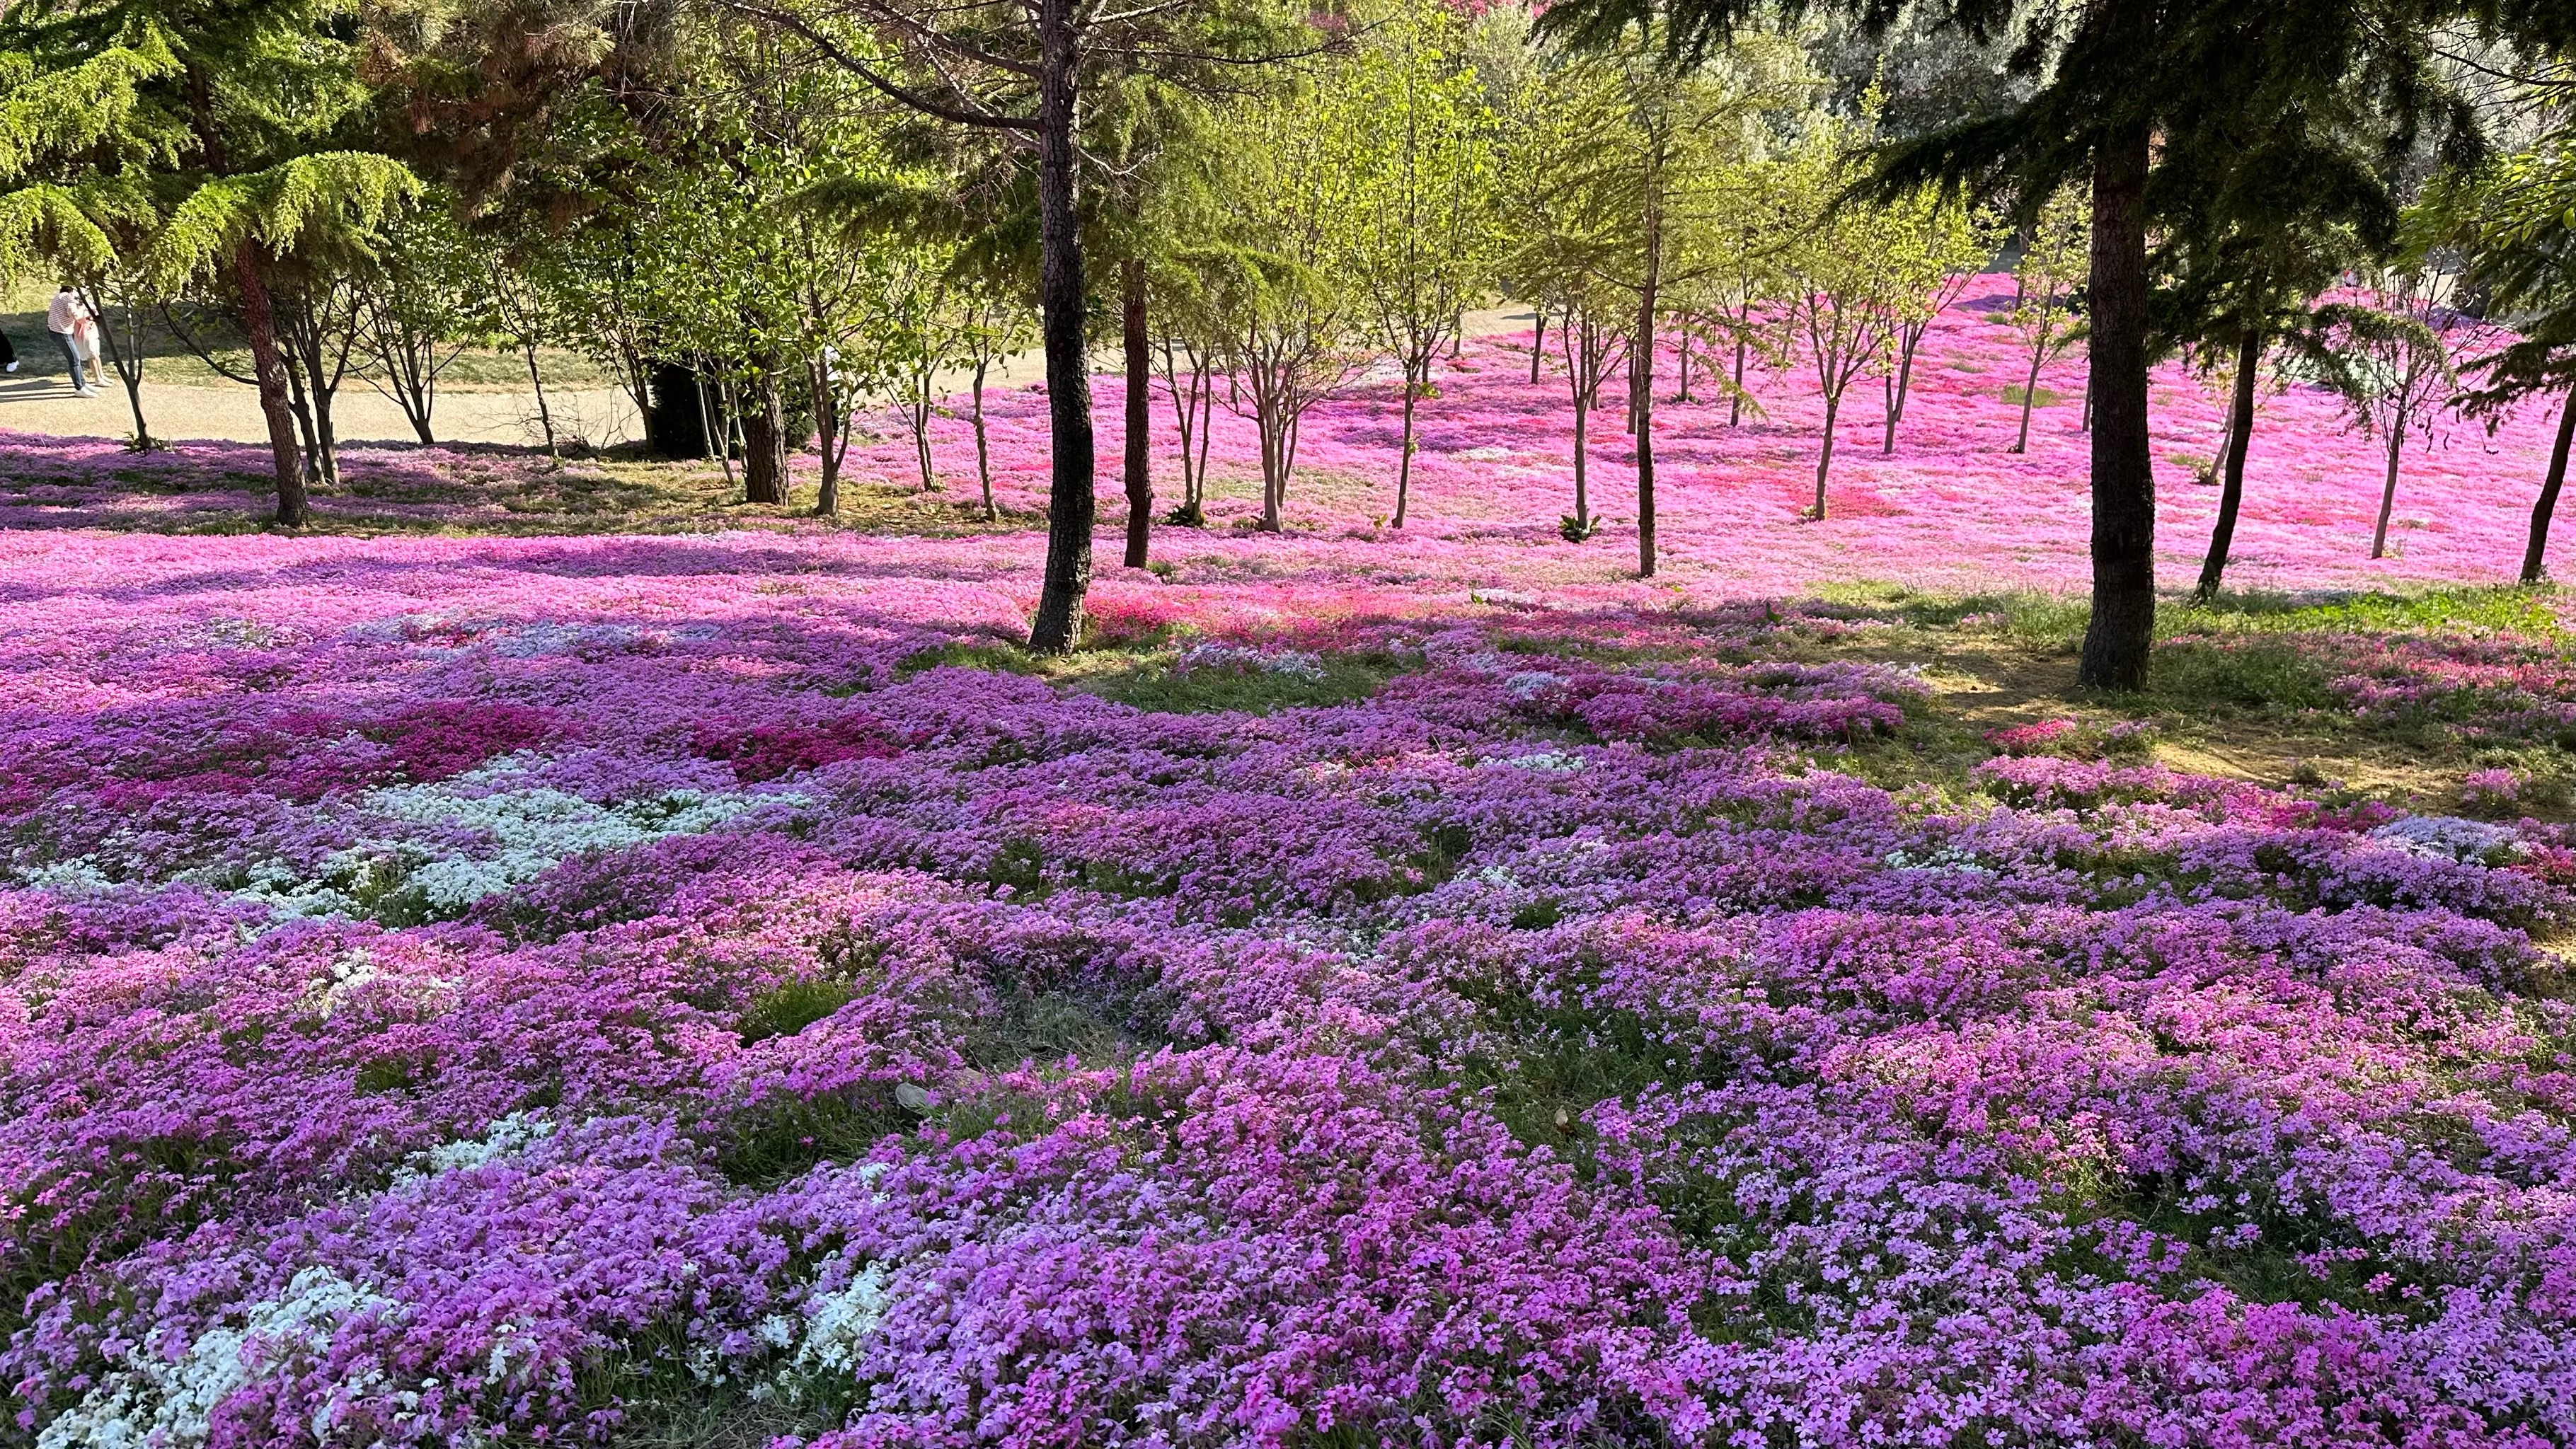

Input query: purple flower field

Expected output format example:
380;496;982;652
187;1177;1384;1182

4;526;2576;1448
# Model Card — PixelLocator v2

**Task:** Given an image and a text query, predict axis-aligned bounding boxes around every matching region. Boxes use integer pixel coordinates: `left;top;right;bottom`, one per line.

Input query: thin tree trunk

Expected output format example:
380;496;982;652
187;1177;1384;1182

1677;327;1693;403
974;358;996;521
812;357;841;516
1192;364;1213;514
1894;325;1924;424
711;378;737;492
522;338;556;458
1530;306;1546;385
1814;392;1839;519
2078;131;2157;691
1730;335;1748;426
2195;328;2262;601
1026;0;1095;654
1882;368;1897;455
1122;258;1151;567
1394;356;1420;529
1572;385;1590;529
2014;333;2046;453
1635;183;1661;579
2371;420;2405;560
2522;393;2576;584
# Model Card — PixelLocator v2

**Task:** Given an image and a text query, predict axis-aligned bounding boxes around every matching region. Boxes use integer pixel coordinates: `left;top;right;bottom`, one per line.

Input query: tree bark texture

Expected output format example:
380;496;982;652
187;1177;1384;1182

2078;132;2157;691
2523;394;2576;584
743;376;790;506
236;245;307;526
2195;328;2261;601
1122;258;1151;567
1026;0;1096;654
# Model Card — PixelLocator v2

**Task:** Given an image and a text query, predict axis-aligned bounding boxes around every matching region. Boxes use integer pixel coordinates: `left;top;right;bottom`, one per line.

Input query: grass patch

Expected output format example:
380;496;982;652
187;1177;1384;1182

1078;649;1414;715
2002;384;2065;407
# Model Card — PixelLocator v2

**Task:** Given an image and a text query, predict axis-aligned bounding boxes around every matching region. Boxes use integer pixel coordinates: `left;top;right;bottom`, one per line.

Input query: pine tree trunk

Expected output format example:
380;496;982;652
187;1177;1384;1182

1026;0;1096;655
2196;328;2261;602
236;246;306;526
1122;258;1151;567
2078;132;2157;691
2522;393;2576;584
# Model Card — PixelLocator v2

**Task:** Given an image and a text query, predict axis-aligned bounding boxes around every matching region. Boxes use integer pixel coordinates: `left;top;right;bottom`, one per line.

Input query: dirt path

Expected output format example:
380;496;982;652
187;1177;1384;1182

0;310;1541;450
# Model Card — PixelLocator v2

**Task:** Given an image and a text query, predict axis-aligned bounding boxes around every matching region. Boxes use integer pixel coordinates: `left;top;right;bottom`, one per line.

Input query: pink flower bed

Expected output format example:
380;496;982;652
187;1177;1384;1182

4;531;2576;1446
8;277;2572;599
839;274;2574;594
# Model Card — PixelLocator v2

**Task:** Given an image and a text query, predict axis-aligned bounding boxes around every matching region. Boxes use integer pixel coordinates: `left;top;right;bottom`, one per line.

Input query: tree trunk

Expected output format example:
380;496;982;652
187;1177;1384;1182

974;359;996;521
1122;258;1151;567
2077;132;2157;692
743;376;788;506
1530;306;1546;385
1730;335;1748;426
1882;368;1897;455
812;357;841;516
1635;186;1661;579
2014;330;2046;453
1894;325;1924;425
2195;328;2261;602
1677;328;1692;403
236;246;306;526
523;337;556;458
1395;357;1420;529
1814;391;1839;519
2522;393;2576;584
1026;0;1095;655
2371;421;2404;560
1571;371;1591;531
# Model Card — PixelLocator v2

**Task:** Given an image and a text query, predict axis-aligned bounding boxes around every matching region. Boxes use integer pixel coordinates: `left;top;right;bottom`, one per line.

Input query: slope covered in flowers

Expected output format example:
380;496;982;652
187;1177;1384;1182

5;529;2576;1447
9;277;2575;598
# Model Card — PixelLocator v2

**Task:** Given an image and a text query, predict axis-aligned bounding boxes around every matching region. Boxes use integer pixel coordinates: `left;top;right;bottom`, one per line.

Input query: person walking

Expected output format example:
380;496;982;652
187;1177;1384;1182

46;284;97;396
0;324;18;374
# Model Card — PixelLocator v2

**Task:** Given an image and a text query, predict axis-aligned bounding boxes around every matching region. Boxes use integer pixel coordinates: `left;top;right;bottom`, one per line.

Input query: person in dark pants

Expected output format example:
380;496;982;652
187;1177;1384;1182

0;325;16;374
45;284;95;395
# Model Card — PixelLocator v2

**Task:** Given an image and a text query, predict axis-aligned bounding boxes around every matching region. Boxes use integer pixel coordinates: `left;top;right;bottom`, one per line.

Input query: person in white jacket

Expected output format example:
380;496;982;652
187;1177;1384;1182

46;284;97;396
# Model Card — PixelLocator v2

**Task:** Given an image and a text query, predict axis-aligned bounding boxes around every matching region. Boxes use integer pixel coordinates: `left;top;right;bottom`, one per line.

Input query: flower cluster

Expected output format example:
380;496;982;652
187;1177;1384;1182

5;533;2576;1449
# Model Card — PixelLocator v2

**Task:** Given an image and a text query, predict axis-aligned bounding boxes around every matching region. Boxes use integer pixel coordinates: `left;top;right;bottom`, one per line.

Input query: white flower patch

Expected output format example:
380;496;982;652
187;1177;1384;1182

299;947;381;1019
1171;642;1326;683
1497;749;1585;773
19;855;116;890
394;1112;558;1184
2369;815;2524;863
793;1259;894;1375
223;755;805;920
36;1268;401;1449
1457;446;1513;461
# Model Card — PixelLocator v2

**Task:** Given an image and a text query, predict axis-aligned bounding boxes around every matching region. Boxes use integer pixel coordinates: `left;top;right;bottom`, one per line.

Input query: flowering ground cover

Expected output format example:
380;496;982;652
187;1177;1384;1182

11;278;2576;599
7;520;2576;1447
